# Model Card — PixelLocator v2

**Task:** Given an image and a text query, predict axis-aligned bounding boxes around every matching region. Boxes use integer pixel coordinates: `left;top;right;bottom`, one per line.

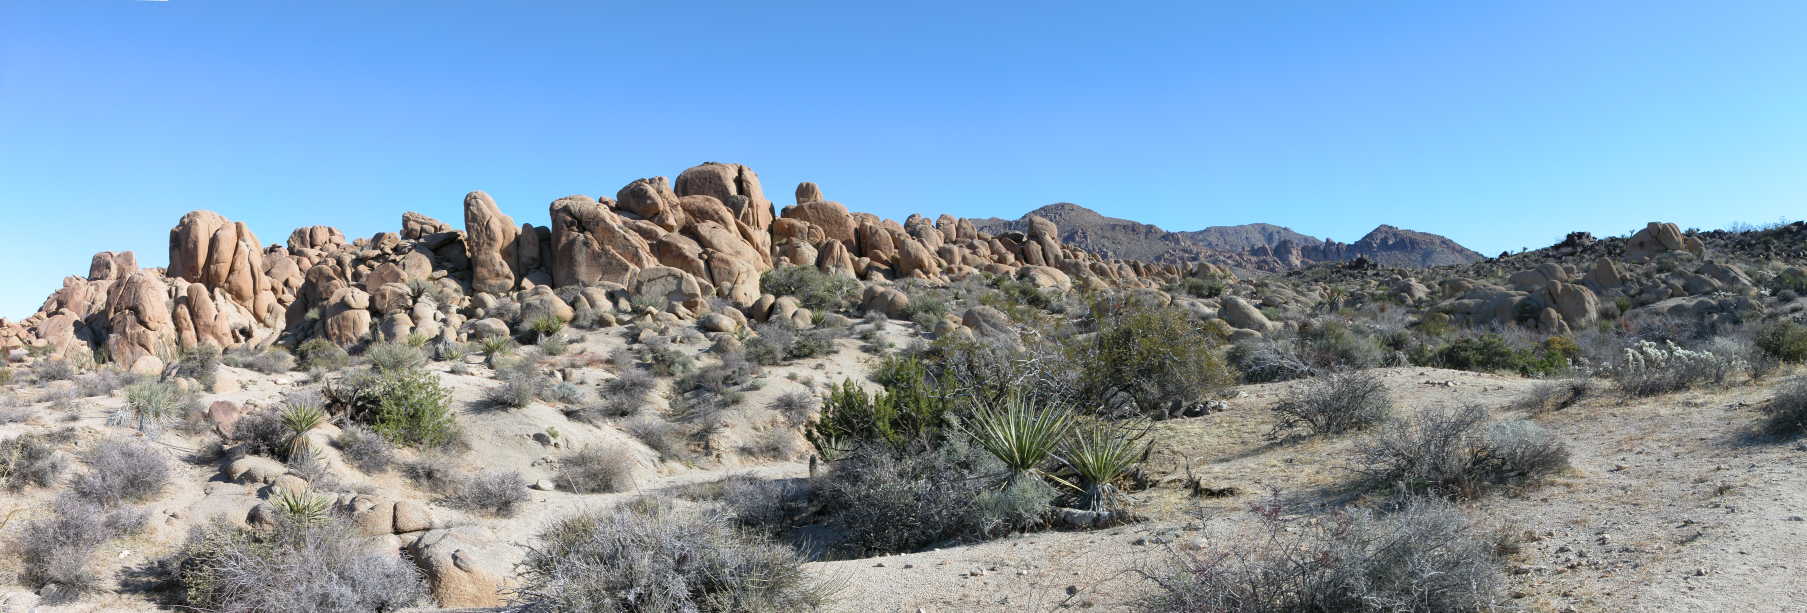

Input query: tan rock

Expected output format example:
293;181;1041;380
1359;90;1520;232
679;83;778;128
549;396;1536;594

463;190;520;294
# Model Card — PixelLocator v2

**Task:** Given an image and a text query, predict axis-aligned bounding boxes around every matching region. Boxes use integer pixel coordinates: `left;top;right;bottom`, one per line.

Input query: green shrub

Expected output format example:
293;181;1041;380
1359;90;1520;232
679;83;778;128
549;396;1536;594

1068;296;1232;417
112;380;184;436
807;358;957;458
1428;334;1567;377
1167;276;1225;298
326;369;458;447
364;342;426;373
297;338;351;371
507;499;824;612
172;344;222;389
760;265;859;312
1756;320;1807;363
1352;405;1568;499
816;440;1050;557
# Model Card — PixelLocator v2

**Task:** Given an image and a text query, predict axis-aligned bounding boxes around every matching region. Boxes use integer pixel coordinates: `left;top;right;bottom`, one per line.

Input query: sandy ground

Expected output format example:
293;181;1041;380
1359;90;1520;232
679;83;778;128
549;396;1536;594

3;338;1806;612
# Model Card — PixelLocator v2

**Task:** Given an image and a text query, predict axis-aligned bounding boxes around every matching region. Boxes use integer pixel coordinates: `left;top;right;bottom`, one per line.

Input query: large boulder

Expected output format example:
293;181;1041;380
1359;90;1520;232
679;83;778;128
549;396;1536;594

401;211;453;239
548;195;657;287
105;271;175;374
1625;222;1704;260
1219;296;1277;334
781;199;857;244
675;162;774;231
632;266;706;312
463;190;521;294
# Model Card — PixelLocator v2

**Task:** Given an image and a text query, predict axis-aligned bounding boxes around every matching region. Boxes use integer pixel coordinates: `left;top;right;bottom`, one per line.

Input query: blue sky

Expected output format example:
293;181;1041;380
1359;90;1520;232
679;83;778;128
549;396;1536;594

3;1;1805;319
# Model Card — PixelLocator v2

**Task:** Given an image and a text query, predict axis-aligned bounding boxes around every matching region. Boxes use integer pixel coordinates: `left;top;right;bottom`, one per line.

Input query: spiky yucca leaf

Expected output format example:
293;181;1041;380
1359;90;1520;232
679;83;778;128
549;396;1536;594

966;393;1076;480
271;486;331;523
1058;420;1150;512
279;401;329;460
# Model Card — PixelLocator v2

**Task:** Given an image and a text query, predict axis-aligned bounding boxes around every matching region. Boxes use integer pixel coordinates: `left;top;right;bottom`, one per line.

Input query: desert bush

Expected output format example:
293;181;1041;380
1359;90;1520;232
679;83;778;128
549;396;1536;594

33;358;80;382
400;452;462;490
526;314;566;338
17;494;147;604
1142;495;1504;613
364;342;426;373
507;498;824;612
1512;378;1593;414
769;390;817;426
170;344;222;387
624;415;690;460
336;423;396;474
74;367;140;397
222;345;296;373
807;360;957;458
646;344;697;377
486;362;547;409
326;368;458;447
431;338;471;362
761;265;859;312
1227;337;1319;383
538;332;570;356
1352;405;1568;499
1167;276;1226;299
816;441;1049;557
1429;333;1567;376
1;432;66;490
557;445;636;493
676;474;812;537
965;393;1075;480
69;438;169;507
231;408;289;458
1268;372;1392;438
174;516;427;613
443;470;530;517
297;338;351;372
1760;377;1807;435
1068;297;1232;417
1756;320;1807;363
1612;340;1740;397
110;380;185;437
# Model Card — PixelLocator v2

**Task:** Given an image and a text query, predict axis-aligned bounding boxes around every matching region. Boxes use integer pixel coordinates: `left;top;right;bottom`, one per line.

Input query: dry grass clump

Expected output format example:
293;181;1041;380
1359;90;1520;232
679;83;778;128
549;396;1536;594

1267;372;1391;438
506;498;827;612
334;424;396;474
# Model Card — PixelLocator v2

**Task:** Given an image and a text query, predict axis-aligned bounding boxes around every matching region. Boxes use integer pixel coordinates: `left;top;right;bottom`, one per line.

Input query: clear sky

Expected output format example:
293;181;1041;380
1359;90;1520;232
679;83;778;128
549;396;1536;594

3;1;1805;319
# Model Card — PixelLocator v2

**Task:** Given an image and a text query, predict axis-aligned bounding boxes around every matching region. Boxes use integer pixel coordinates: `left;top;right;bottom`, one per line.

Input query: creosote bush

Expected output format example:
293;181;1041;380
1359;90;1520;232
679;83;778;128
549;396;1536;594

508;498;825;612
174;516;427;613
1143;495;1505;613
1068;296;1232;417
760;265;859;312
326;367;459;448
296;338;352;372
1756;320;1807;363
1268;372;1392;438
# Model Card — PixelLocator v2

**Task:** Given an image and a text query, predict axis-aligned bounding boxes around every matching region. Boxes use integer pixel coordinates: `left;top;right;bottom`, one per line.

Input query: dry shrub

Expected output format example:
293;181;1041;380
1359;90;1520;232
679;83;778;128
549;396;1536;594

1143;495;1504;613
556;446;636;494
174;516;427;613
506;499;826;612
443;470;530;517
1;432;67;490
1352;405;1568;499
17;494;148;604
1267;372;1391;438
68;437;169;507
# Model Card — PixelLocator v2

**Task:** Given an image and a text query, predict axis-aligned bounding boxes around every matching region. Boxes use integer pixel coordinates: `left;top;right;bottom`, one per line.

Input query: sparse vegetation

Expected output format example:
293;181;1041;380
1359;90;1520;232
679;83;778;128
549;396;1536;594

365;341;427;373
17;493;148;604
1;432;67;490
761;265;859;312
222;345;296;373
1353;405;1568;499
1760;376;1807;435
68;437;170;507
334;424;396;474
326;367;459;448
297;338;352;371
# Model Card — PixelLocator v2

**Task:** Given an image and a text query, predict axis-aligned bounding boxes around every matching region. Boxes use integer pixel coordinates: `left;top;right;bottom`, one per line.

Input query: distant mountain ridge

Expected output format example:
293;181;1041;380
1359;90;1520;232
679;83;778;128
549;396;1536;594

972;203;1483;272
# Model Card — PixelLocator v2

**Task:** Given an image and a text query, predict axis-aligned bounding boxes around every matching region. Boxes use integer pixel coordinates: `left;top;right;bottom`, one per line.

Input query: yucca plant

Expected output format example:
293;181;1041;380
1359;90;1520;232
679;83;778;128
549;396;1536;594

966;393;1077;484
271;486;331;523
1058;419;1151;512
403;333;432;349
279;400;330;460
476;336;517;367
527;314;565;337
117;381;182;437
